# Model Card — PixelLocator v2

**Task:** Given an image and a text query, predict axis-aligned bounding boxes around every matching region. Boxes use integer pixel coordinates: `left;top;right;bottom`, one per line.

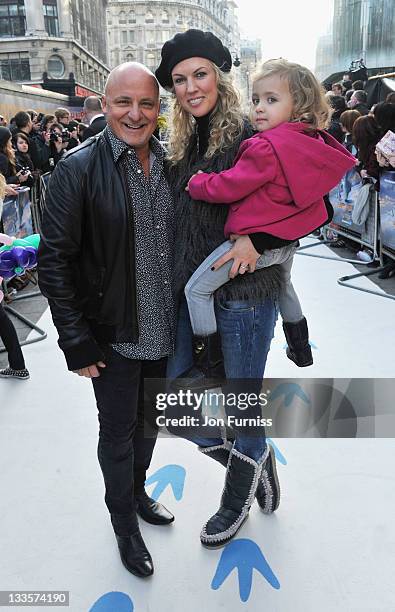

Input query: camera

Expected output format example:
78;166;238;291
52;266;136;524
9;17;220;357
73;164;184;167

61;129;70;143
16;165;30;176
50;131;62;143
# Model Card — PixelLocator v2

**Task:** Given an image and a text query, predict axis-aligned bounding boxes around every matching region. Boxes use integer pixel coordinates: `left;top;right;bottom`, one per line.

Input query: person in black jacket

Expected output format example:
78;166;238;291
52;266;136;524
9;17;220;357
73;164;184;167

12;111;42;170
0;127;30;186
81;96;106;141
327;95;347;143
38;62;175;579
13;132;35;188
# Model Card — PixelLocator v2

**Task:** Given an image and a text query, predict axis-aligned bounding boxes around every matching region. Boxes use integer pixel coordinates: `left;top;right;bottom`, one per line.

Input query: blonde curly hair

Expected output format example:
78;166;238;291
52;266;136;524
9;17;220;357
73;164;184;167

167;62;245;163
0;173;6;201
252;58;330;129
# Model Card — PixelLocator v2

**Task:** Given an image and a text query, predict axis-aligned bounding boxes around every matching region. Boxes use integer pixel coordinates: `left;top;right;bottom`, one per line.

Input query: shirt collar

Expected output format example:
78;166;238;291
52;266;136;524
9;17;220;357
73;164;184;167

89;113;104;125
105;126;165;164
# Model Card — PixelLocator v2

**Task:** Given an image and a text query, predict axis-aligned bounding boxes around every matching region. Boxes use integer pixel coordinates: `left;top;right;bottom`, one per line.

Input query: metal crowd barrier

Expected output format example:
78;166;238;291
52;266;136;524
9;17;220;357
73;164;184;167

296;167;395;301
0;184;48;349
297;167;380;264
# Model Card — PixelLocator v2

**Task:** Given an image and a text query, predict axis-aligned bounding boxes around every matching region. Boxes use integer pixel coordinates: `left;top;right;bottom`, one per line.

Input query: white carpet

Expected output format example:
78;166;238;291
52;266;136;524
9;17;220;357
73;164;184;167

0;239;394;612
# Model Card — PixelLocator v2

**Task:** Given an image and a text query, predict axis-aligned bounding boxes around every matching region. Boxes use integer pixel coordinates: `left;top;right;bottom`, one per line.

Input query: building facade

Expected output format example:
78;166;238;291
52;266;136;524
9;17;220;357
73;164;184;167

315;0;395;82
0;0;110;95
239;38;261;105
106;0;240;79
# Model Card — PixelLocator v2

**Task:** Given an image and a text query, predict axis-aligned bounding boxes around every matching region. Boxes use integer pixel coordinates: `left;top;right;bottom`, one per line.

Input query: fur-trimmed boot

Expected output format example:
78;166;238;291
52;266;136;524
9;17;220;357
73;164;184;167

283;317;313;367
200;447;262;548
172;333;226;391
199;442;280;515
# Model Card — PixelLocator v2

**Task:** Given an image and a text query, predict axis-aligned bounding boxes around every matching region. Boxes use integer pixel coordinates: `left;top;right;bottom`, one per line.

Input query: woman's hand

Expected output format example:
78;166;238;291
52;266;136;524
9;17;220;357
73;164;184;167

185;170;204;191
212;234;260;278
16;170;29;183
4;184;18;196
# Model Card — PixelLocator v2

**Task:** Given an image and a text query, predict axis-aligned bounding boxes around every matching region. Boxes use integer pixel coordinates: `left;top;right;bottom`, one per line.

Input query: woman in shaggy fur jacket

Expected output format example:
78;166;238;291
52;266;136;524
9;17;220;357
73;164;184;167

156;29;284;549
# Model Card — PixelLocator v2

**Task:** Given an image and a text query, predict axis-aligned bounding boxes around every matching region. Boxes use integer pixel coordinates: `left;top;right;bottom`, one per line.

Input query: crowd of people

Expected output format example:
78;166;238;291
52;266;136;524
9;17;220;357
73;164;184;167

0;98;106;187
1;30;395;580
0;98;106;380
324;77;395;272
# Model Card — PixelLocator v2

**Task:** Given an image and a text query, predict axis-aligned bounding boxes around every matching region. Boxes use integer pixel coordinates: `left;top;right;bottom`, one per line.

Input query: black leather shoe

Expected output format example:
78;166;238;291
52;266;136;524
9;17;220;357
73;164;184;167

116;531;154;578
135;492;175;525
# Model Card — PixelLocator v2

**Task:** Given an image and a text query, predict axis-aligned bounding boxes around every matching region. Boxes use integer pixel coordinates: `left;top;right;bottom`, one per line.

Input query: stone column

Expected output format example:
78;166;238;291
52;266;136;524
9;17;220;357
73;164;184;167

58;0;73;38
24;0;47;36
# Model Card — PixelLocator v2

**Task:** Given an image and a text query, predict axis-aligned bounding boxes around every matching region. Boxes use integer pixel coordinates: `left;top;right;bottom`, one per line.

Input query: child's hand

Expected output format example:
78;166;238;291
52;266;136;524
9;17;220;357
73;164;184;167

185;170;204;191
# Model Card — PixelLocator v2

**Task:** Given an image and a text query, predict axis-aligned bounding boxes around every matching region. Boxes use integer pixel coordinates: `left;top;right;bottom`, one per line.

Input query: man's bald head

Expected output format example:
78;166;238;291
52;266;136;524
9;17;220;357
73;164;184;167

83;96;103;113
105;62;159;98
102;62;160;150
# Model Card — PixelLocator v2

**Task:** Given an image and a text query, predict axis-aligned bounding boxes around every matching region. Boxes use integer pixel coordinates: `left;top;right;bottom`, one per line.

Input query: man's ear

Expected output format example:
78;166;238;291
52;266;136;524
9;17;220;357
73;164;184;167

102;96;108;113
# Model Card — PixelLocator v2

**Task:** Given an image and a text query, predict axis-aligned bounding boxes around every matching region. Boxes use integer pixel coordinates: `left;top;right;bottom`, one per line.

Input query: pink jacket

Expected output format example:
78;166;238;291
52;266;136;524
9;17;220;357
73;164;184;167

0;233;14;303
188;122;356;239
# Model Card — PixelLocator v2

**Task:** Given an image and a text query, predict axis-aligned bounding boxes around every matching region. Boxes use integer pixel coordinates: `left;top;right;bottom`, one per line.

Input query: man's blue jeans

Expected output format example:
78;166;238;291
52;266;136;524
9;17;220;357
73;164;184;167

167;297;278;461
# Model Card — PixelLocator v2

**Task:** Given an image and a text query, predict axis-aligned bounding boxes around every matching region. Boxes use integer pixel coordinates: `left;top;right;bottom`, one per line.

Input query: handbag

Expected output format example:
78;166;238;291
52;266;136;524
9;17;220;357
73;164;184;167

351;182;372;225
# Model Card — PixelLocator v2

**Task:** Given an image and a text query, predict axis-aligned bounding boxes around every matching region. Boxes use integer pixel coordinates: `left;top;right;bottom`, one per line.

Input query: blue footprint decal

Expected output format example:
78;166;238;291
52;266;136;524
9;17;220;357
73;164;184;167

211;539;280;602
283;340;317;350
266;438;287;466
145;464;186;501
270;382;311;407
89;592;133;612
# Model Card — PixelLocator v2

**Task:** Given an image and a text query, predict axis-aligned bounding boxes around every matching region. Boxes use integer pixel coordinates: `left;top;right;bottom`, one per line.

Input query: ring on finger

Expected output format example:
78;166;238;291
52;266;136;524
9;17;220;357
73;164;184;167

239;263;249;270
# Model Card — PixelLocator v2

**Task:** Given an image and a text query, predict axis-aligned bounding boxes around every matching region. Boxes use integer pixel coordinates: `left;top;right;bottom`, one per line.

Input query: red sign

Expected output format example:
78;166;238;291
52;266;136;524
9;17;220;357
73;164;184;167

75;84;103;97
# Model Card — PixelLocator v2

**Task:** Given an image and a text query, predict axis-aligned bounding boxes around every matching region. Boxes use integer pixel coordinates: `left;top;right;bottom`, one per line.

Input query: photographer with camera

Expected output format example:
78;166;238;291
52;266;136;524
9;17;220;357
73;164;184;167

40;123;68;173
13;132;35;188
66;120;80;150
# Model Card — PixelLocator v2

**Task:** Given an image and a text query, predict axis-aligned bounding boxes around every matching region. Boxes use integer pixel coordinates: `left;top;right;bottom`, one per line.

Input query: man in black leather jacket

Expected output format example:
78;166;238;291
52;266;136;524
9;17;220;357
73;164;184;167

38;63;175;579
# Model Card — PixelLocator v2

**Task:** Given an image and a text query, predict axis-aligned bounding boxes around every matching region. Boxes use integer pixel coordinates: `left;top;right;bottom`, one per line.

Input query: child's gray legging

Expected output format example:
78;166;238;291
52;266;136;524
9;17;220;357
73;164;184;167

185;239;303;336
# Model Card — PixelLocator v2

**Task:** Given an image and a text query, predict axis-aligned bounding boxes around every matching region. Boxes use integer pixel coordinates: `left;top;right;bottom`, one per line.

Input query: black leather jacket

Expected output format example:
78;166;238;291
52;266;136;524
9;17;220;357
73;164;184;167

38;131;138;370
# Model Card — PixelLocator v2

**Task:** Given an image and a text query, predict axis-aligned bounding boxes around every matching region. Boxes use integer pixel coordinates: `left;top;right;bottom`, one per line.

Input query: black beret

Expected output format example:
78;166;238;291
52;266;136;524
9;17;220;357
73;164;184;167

155;29;232;90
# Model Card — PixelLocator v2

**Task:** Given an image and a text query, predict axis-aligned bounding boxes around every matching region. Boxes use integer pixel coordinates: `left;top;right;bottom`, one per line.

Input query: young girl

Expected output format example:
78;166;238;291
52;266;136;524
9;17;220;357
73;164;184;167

0;175;30;380
185;58;356;368
13;132;35;188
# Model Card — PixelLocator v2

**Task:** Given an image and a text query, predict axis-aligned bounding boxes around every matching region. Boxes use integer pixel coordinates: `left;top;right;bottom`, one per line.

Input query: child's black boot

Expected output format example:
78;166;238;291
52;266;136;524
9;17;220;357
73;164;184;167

282;317;313;367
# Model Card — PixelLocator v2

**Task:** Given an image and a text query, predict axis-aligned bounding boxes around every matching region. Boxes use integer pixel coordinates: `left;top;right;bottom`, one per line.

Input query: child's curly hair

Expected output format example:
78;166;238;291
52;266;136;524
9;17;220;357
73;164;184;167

252;58;330;129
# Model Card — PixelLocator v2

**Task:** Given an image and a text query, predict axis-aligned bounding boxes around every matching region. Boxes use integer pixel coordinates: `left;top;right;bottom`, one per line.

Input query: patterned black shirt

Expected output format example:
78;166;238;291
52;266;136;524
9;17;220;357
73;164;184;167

106;127;175;360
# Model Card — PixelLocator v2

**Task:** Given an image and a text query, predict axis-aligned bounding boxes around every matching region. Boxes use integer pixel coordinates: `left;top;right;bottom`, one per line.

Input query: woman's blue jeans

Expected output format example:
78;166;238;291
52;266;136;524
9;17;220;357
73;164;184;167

166;297;278;461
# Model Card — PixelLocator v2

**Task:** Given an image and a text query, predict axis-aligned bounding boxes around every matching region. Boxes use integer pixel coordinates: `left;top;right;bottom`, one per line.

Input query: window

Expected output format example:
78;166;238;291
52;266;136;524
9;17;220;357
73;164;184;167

47;54;65;78
121;30;134;45
161;9;168;23
176;11;183;24
146;52;155;69
126;53;134;62
0;55;30;80
145;10;154;23
0;1;25;37
43;0;59;37
146;29;155;44
119;10;126;24
128;10;135;23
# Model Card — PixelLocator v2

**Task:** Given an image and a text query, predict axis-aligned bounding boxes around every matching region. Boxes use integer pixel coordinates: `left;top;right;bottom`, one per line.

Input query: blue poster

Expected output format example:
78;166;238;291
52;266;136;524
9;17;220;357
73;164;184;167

329;168;365;236
379;171;395;253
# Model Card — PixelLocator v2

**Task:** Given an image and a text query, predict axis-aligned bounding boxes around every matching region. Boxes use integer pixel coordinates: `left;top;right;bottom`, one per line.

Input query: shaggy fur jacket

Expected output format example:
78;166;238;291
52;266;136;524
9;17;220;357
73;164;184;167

167;122;282;303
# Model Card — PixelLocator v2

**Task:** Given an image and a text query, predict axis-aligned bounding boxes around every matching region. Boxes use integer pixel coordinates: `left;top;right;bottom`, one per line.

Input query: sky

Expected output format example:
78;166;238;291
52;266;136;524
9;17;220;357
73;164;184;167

236;0;334;70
